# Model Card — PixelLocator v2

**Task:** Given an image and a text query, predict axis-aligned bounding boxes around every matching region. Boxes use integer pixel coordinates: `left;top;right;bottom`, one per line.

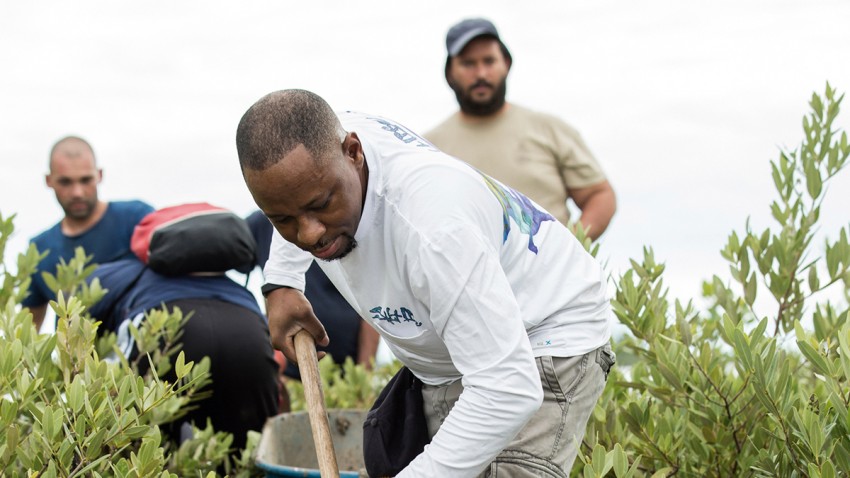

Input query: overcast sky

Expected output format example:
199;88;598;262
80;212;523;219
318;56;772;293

2;0;849;314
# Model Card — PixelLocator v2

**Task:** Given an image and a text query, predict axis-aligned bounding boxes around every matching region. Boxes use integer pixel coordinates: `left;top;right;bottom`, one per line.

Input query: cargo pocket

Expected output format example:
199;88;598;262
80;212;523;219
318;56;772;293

483;449;567;478
595;344;616;380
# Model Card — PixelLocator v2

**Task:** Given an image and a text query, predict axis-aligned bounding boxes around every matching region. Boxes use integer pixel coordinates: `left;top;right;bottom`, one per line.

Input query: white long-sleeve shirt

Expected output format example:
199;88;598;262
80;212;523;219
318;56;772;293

265;111;612;477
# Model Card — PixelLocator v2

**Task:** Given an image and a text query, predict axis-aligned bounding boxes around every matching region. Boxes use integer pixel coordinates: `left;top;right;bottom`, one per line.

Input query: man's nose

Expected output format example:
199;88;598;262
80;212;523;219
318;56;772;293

69;181;86;197
473;62;490;78
296;215;326;246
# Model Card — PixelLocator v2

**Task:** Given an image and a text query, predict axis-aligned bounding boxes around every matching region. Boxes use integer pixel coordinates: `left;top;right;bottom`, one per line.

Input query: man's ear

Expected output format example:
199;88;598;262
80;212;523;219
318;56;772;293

97;168;103;183
343;132;363;163
45;174;53;189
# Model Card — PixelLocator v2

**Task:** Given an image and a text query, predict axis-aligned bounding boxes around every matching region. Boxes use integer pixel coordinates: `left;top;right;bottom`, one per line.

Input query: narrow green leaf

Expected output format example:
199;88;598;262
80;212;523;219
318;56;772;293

592;444;608;476
771;161;784;193
124;425;150;440
175;351;186;379
42;271;59;294
822;460;837;478
42;407;55;441
744;273;757;306
805;160;823;198
797;338;832;376
651;468;674;478
4;426;19;463
85;428;108;461
837;329;850;381
808;265;821;292
68;376;85;414
732;329;753;371
613;444;628;478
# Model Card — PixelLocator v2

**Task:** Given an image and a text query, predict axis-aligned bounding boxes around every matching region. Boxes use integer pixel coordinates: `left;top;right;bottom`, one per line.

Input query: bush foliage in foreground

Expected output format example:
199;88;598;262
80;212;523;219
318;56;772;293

576;85;850;478
286;354;401;413
0;222;259;476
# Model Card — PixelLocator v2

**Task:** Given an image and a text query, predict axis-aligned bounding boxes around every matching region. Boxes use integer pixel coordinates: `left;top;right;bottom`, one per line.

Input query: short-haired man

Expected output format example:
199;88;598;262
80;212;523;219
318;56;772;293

23;136;153;330
237;89;615;476
426;18;616;240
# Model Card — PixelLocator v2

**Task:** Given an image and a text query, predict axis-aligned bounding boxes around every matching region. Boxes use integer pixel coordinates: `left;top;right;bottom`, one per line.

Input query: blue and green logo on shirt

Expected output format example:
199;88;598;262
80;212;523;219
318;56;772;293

480;174;554;254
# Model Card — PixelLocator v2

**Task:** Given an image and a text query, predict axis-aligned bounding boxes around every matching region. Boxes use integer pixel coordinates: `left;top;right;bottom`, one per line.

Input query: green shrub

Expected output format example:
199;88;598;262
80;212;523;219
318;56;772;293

286;355;402;412
0;218;259;477
576;85;850;477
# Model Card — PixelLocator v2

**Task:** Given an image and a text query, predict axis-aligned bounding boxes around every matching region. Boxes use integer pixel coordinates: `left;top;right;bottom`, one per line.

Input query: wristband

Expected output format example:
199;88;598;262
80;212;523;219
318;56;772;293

261;283;294;297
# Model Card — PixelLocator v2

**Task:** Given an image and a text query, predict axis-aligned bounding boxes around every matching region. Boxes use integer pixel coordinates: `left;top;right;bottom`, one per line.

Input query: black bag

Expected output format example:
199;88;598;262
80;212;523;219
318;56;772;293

131;203;257;276
363;366;431;477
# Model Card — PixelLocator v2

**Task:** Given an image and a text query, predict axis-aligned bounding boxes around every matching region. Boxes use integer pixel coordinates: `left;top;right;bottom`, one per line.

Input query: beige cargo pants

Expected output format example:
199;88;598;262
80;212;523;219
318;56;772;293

421;343;615;477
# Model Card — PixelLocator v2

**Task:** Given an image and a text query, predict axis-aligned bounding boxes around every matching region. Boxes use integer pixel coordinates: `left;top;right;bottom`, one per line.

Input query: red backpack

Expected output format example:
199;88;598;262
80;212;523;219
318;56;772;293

131;202;257;276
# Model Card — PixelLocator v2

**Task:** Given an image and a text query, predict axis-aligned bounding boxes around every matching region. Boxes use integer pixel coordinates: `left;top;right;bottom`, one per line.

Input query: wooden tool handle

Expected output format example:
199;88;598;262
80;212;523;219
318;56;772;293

294;329;340;478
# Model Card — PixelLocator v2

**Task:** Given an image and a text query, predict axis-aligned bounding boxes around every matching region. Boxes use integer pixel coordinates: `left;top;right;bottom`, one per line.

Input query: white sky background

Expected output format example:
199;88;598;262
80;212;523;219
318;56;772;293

2;0;849;317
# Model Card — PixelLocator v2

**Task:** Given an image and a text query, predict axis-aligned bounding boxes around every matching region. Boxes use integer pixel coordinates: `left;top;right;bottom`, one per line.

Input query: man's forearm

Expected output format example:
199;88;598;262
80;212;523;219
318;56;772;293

30;304;47;332
357;320;380;369
570;181;617;240
578;188;617;240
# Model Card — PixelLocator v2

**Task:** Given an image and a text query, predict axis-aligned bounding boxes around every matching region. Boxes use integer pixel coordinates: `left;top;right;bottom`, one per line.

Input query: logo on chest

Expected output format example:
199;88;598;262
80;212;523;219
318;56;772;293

369;306;422;327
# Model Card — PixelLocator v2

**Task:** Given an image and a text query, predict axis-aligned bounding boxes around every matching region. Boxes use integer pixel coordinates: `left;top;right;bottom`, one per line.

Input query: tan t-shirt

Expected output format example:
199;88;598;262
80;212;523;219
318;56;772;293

425;104;606;225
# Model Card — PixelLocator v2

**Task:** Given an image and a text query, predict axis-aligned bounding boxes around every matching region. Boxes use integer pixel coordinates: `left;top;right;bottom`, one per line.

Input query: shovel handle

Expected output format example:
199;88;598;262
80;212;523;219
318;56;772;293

294;329;340;478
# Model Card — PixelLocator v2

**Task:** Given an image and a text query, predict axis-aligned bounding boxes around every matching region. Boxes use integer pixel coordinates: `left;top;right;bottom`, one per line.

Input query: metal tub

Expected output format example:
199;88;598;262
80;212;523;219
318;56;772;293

255;409;367;477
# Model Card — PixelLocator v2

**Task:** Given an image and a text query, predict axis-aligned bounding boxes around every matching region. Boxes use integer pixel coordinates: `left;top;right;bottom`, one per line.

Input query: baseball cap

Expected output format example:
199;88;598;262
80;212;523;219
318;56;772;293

445;18;505;57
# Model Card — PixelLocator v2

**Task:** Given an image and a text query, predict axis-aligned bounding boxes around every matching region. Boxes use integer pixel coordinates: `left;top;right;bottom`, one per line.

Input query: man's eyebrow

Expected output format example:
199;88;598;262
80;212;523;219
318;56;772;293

266;188;333;220
306;192;330;208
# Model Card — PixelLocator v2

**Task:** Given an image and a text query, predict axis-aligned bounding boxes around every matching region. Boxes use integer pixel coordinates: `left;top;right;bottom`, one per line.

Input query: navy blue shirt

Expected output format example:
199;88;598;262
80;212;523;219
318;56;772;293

23;200;154;307
87;258;263;332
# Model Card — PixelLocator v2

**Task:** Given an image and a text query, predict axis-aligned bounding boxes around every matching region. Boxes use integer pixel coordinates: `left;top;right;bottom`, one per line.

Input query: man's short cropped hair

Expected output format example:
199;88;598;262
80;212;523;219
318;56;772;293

49;136;96;167
236;89;344;171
